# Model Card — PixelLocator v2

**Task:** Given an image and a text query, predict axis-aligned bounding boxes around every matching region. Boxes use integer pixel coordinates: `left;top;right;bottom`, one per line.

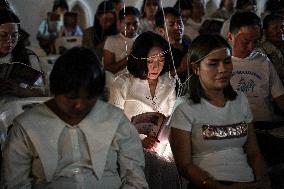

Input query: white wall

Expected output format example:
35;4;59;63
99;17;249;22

9;0;266;47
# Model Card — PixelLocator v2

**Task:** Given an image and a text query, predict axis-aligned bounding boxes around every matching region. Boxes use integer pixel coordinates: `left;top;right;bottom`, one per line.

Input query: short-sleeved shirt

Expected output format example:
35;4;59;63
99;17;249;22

230;52;284;121
170;91;254;182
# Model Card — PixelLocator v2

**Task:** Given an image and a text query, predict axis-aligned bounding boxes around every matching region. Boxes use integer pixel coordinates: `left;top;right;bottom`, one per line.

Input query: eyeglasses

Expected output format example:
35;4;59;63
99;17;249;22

0;32;19;41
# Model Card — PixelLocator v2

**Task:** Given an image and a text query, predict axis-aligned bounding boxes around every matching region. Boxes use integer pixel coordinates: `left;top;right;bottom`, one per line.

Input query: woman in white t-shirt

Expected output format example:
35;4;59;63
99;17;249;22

170;34;270;189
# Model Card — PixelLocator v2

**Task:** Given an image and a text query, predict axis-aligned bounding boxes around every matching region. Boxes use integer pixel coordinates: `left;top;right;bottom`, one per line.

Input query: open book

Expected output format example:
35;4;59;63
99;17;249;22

0;62;43;87
131;112;168;139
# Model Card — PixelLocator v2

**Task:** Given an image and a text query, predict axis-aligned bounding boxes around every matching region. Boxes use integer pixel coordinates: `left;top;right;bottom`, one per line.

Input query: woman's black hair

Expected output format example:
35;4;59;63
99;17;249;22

93;1;117;46
52;0;69;12
235;0;256;10
173;0;193;12
49;47;105;97
187;34;237;103
0;9;36;66
127;31;171;79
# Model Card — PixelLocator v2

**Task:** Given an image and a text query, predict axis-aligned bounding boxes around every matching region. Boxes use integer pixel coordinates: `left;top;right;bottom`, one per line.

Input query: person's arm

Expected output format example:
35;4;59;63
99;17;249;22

274;94;284;113
117;116;149;189
170;54;188;78
170;127;223;188
1;123;34;188
244;123;271;188
103;49;128;74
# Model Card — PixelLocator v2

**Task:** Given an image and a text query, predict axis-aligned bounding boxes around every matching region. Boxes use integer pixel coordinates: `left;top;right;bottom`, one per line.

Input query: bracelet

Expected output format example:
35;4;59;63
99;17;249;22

201;177;211;188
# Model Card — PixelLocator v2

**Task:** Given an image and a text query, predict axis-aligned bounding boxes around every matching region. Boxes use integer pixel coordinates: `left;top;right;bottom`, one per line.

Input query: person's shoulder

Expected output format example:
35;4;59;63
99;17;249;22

14;103;50;124
96;99;126;118
248;51;270;63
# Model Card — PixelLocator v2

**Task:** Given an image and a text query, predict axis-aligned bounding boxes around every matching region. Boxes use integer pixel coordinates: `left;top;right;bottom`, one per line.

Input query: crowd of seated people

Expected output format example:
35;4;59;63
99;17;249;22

1;0;284;188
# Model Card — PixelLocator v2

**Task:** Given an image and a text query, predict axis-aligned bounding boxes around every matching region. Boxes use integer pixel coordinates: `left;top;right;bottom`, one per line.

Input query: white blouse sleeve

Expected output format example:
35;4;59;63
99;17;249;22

169;103;192;132
109;76;128;110
1;122;35;189
115;115;148;189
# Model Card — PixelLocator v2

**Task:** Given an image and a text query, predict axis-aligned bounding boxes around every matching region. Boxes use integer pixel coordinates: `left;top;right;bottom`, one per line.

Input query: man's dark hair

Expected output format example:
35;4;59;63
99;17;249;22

50;47;105;97
235;0;256;10
118;6;140;21
229;11;261;34
155;7;181;28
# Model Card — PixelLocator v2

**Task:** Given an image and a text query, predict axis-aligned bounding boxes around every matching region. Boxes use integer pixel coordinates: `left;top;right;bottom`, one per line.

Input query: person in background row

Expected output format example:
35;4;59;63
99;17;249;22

256;14;284;85
262;0;284;19
139;0;161;33
221;0;257;38
103;6;140;75
229;11;284;122
82;0;117;61
59;12;83;37
184;0;206;41
173;0;192;42
0;0;31;47
0;9;45;100
1;47;148;188
210;0;235;20
170;34;270;189
155;7;189;84
36;0;69;54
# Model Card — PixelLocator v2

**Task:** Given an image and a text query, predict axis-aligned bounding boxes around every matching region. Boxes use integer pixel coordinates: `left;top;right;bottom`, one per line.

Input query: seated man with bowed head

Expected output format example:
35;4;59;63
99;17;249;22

1;47;148;189
228;11;284;122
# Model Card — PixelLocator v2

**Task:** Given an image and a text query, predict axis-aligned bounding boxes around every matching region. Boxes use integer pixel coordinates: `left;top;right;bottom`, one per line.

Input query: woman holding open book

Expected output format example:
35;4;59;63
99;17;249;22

109;31;180;189
170;34;270;189
0;9;45;100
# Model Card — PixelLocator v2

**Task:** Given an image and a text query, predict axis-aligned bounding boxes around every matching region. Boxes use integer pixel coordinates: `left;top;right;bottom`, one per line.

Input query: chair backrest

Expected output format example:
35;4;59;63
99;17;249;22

54;36;82;54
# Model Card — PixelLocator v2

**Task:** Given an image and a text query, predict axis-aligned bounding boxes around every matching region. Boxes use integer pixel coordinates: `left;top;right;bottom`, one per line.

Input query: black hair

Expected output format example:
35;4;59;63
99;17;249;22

49;47;105;97
235;0;256;10
0;0;10;10
187;34;237;103
140;0;161;18
93;1;117;45
0;9;36;66
52;0;69;12
199;19;224;35
118;6;140;21
265;0;284;14
0;8;19;24
229;11;261;34
127;31;171;79
173;0;193;12
263;13;284;30
155;7;181;28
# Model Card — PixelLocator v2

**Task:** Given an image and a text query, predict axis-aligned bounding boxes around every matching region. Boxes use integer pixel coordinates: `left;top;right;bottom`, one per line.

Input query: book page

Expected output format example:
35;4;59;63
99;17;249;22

131;112;167;139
